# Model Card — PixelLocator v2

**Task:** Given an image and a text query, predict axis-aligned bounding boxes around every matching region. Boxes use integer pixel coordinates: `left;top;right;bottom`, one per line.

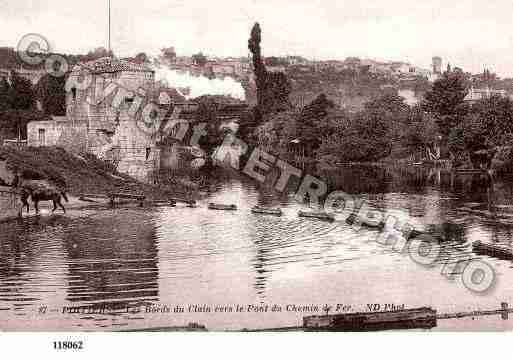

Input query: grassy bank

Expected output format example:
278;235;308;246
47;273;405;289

0;146;195;200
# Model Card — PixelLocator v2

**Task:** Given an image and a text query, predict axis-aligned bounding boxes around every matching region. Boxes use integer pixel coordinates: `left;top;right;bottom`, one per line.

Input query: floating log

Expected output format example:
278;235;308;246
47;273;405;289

472;240;513;260
303;302;513;332
78;193;110;203
251;206;282;216
345;213;385;229
298;210;335;221
303;307;437;331
150;200;177;207
208;203;237;211
108;193;146;207
453;169;489;174
170;197;196;207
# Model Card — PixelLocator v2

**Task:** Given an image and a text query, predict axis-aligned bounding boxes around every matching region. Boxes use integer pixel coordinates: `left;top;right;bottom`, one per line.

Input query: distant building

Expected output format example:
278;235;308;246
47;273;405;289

343;57;361;70
432;56;442;75
266;65;287;73
464;86;508;103
286;56;309;66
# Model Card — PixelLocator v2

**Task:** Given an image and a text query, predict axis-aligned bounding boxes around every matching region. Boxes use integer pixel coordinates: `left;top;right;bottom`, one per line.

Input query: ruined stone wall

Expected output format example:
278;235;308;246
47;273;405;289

27;64;159;183
0;188;21;222
27;119;88;152
0;160;20;221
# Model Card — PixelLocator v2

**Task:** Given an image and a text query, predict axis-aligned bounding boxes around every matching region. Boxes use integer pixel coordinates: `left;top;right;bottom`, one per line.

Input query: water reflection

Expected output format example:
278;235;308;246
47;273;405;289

0;165;513;331
62;212;159;306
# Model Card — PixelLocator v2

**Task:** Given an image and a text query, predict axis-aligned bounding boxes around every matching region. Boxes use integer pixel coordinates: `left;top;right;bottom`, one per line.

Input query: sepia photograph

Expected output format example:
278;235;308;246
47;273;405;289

1;1;513;354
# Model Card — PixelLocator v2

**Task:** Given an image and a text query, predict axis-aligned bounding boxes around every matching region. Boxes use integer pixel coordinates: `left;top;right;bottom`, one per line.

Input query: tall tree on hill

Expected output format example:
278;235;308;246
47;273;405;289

8;71;35;110
248;22;291;115
422;68;469;136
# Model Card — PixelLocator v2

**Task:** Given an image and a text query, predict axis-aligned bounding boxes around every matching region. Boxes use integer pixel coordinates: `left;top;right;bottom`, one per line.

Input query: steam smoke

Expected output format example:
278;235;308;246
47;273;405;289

152;64;246;101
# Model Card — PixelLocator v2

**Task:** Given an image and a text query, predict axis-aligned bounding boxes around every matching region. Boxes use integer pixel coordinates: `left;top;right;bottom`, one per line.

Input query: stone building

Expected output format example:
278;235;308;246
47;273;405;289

464;86;508;103
27;57;160;183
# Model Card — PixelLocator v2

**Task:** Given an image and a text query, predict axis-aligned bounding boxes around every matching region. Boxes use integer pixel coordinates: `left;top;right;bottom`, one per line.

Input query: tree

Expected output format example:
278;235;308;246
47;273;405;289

422;68;469;136
0;110;50;139
449;95;513;168
317;111;392;164
296;94;336;152
192;52;207;67
134;52;149;64
36;73;66;116
0;77;10;111
402;106;441;160
161;46;177;63
8;71;34;110
84;47;113;61
248;22;291;115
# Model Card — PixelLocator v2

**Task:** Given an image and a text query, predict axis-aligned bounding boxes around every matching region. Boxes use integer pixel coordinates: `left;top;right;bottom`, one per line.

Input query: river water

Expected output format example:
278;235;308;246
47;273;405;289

1;165;513;331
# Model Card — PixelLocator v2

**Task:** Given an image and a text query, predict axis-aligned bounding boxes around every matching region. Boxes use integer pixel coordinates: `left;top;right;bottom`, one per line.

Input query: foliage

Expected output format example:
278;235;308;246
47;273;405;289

401;105;441;159
161;47;177;62
36;73;66;116
8;71;35;110
422;69;469;135
296;94;337;152
0;109;50;139
82;47;113;62
0;77;9;112
248;23;292;115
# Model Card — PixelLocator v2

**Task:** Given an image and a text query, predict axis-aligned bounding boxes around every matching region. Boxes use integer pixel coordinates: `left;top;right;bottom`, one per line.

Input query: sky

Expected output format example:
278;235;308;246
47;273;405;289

2;0;513;76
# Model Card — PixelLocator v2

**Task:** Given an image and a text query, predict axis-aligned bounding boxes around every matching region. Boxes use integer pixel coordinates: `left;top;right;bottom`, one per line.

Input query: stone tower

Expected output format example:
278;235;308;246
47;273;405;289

66;57;160;183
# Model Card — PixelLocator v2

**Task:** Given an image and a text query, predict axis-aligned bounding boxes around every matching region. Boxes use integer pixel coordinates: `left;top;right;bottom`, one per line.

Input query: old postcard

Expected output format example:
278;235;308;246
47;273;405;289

1;0;513;341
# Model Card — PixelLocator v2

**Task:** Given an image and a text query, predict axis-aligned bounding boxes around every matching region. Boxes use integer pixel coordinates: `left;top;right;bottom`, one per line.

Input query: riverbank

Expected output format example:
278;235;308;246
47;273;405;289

0;146;197;201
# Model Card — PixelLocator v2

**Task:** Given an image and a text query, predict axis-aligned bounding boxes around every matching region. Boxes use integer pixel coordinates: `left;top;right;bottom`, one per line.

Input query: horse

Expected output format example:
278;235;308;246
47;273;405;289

18;179;69;214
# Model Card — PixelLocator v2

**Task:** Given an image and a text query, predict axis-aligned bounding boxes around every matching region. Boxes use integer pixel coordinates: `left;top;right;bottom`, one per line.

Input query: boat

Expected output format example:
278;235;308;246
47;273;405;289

472;240;513;260
251;206;283;216
303;307;437;331
208;203;237;211
298;210;335;221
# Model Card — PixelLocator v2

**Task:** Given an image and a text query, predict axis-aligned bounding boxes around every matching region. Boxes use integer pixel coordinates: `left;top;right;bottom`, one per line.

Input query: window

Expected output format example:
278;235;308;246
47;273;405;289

71;87;77;100
38;129;46;146
145;147;151;160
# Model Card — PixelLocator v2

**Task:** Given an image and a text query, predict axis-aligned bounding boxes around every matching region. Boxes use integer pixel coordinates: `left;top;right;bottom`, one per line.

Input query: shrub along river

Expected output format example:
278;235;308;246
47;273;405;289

1;165;513;331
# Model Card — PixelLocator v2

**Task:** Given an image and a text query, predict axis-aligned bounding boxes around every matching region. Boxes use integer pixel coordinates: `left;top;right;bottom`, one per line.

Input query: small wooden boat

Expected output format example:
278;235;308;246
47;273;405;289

208;203;237;211
472;240;513;260
303;307;437;331
251;206;283;216
298;210;334;221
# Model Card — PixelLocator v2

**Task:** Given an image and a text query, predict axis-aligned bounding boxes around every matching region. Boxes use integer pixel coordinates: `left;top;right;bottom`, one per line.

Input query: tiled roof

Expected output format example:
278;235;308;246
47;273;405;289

71;57;154;74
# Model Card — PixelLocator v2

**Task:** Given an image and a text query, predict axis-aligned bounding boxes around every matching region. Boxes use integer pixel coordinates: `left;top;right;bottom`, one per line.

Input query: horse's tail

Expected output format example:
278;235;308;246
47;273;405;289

61;191;69;202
